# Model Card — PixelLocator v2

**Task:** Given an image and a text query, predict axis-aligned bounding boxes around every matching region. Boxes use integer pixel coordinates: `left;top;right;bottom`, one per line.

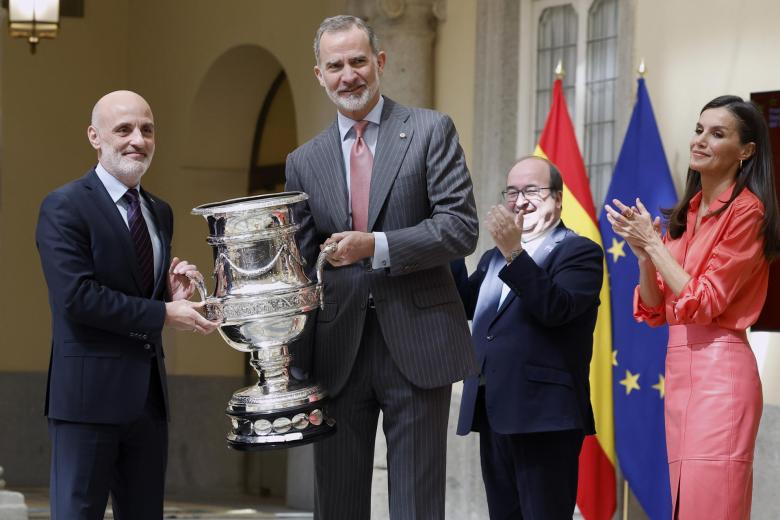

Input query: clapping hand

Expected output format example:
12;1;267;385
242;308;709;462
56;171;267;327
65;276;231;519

604;198;662;261
486;201;530;259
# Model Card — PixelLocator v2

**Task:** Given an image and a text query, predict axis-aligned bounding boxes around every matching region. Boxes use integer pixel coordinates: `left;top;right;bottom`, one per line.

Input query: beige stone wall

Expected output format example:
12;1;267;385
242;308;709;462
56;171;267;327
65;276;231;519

434;0;477;170
1;0;132;372
635;0;780;187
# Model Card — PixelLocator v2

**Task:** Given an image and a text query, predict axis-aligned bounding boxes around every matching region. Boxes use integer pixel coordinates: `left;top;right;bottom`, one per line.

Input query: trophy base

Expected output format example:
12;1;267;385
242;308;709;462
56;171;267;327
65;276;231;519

225;381;336;451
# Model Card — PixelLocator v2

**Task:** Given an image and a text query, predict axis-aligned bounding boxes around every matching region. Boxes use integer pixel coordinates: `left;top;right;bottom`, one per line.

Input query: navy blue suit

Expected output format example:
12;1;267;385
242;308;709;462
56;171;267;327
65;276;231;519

36;169;172;519
454;222;603;519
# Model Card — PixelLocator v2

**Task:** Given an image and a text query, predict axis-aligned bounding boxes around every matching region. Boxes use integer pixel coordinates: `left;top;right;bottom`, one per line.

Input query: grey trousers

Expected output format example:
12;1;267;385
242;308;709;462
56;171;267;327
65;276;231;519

314;309;452;520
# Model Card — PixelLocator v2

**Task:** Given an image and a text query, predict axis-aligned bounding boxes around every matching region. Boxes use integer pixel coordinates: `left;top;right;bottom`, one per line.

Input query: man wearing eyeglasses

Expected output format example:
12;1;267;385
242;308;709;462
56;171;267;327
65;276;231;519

452;155;604;519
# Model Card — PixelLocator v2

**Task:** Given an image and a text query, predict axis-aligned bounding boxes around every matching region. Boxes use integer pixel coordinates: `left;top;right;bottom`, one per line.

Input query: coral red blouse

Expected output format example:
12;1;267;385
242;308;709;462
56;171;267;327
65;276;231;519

634;184;768;331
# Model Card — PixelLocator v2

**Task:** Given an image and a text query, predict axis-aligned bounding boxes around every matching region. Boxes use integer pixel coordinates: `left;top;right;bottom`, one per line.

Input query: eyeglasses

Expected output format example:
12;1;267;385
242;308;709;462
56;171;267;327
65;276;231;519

501;186;555;202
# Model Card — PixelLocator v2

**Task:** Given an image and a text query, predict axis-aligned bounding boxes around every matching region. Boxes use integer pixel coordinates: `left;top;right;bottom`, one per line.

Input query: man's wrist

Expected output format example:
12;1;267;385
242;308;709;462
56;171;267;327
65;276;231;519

504;248;523;264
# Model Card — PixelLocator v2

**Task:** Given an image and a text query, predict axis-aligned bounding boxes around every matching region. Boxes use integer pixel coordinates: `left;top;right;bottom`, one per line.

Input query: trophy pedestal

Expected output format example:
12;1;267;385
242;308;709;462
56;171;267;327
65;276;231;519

225;379;336;451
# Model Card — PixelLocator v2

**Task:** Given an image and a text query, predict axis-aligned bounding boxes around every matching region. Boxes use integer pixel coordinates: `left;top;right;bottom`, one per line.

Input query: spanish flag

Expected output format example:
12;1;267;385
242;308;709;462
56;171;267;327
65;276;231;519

535;78;616;519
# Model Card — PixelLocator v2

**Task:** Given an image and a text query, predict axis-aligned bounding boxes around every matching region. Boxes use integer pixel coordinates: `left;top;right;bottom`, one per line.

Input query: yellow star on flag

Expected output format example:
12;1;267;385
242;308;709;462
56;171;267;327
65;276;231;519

652;374;665;398
607;237;626;263
612;350;618;366
619;370;640;395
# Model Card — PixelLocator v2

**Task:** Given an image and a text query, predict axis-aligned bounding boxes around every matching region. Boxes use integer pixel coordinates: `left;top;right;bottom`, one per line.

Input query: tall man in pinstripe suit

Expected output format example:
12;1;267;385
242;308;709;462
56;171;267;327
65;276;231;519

285;15;479;520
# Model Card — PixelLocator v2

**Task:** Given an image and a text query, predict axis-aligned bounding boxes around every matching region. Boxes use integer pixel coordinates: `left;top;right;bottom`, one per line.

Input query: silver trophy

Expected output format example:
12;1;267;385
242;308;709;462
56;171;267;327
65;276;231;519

189;192;336;450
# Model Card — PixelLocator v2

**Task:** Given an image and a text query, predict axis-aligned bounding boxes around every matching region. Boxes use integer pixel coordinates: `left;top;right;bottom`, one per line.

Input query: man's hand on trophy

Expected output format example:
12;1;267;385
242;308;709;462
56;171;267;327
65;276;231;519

322;231;375;267
164;300;220;335
167;257;200;301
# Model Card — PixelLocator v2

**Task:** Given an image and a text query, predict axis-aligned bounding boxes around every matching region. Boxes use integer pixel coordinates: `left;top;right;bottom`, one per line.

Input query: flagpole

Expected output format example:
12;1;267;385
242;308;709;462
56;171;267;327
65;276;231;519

620;59;645;520
623;480;629;520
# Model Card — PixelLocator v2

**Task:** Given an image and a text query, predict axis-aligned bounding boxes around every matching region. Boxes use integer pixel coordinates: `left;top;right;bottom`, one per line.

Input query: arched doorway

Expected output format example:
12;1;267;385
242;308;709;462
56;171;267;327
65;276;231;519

185;44;304;505
249;70;297;194
186;44;297;201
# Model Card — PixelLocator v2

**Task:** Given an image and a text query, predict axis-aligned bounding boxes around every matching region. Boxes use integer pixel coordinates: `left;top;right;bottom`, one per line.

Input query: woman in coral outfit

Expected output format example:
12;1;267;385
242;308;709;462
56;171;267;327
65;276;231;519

606;95;780;519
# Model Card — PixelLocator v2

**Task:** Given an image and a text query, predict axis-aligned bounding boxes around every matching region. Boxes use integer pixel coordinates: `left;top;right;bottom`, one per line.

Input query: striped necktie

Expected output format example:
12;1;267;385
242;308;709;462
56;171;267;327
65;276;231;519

122;189;155;297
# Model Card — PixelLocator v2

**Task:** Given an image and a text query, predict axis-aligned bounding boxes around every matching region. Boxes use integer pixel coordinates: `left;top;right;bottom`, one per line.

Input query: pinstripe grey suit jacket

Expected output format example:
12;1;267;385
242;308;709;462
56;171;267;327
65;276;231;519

286;97;479;396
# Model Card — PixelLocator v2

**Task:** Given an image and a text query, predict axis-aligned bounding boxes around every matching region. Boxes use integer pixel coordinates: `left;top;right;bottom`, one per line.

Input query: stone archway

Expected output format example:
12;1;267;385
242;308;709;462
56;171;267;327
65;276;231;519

180;44;309;506
183;44;293;201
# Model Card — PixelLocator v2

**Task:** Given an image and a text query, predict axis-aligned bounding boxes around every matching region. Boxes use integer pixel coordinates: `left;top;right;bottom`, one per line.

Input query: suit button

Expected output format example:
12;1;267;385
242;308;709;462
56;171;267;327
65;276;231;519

486;335;494;341
144;344;152;350
142;334;148;340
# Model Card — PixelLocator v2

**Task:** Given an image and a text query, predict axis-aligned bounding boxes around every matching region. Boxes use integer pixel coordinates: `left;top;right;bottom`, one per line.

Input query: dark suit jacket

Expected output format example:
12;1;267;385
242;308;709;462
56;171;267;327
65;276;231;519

35;169;172;424
454;222;602;436
285;97;479;395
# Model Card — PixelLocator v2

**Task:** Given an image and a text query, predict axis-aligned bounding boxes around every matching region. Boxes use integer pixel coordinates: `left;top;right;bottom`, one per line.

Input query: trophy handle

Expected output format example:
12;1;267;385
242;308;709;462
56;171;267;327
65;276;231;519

185;270;225;322
185;270;209;302
315;243;337;310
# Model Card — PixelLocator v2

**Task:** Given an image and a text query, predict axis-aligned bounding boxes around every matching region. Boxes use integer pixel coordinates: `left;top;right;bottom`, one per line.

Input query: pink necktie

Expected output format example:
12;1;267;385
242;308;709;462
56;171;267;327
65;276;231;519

350;120;373;232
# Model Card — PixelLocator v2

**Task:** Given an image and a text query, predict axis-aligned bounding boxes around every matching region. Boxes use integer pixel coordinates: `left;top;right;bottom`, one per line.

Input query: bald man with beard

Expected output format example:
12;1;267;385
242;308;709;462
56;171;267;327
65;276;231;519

35;90;219;519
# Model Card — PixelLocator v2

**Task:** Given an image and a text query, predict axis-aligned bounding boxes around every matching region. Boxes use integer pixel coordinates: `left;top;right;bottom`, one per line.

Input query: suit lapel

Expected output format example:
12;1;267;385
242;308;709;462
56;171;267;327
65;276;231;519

84;170;146;294
491;223;570;323
312;122;350;230
367;98;413;231
472;249;504;335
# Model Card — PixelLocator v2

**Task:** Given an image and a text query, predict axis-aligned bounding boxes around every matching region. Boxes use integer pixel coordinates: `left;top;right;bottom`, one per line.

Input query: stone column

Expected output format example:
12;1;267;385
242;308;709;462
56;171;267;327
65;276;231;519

470;0;520;260
347;0;445;109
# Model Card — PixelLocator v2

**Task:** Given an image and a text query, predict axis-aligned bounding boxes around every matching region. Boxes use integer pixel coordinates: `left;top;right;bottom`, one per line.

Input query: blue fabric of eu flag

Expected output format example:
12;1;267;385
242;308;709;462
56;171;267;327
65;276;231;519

598;77;677;520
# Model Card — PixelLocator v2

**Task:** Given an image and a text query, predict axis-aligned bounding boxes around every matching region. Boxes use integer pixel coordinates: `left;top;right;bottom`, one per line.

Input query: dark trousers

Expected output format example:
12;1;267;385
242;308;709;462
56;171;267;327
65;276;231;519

474;387;584;520
48;362;168;520
314;309;452;520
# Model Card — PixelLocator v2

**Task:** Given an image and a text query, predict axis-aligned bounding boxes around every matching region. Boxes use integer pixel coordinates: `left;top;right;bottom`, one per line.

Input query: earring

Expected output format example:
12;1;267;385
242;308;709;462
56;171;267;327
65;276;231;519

739;159;743;170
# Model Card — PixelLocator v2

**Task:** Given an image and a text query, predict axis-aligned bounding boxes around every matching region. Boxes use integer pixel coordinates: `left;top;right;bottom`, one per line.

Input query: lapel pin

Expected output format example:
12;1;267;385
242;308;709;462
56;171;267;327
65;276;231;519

399;132;407;139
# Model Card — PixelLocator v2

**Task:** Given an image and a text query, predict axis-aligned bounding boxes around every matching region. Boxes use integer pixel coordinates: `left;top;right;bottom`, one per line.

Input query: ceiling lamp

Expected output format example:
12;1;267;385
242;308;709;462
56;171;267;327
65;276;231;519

8;0;60;54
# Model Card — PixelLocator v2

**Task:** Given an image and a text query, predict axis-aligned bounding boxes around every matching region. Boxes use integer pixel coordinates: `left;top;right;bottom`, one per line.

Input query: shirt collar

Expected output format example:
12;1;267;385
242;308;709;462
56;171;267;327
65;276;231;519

337;95;385;141
95;162;140;203
688;182;737;217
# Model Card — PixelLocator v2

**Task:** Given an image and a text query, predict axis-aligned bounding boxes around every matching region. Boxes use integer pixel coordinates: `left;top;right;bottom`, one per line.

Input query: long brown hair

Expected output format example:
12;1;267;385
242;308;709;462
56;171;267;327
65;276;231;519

663;95;780;260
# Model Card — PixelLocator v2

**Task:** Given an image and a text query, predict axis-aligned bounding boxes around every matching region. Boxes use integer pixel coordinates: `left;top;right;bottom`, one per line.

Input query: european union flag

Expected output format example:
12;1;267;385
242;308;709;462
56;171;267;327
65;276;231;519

598;78;677;520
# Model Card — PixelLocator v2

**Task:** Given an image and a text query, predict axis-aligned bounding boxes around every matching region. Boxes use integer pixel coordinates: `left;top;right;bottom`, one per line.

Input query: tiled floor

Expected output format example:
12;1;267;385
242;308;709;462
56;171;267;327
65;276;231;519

16;488;312;520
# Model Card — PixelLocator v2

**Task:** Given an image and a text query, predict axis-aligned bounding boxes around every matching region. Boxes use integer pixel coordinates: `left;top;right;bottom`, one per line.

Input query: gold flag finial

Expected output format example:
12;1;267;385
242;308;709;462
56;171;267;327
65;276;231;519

638;59;646;77
555;60;565;79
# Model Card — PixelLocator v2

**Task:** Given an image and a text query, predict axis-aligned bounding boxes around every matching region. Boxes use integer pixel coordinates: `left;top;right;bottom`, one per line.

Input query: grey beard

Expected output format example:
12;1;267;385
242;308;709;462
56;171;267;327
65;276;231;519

326;84;374;114
100;154;152;187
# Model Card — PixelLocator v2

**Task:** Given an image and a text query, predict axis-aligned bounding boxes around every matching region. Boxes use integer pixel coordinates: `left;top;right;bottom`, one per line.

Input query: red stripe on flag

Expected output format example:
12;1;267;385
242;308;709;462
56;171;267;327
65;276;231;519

538;80;598;221
578;435;617;519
